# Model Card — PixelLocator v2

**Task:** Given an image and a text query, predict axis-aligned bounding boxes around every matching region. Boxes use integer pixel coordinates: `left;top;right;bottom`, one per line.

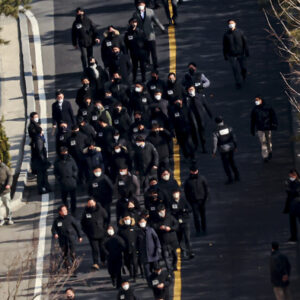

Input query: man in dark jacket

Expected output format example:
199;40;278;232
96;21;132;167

88;166;114;224
108;46;132;84
111;102;132;139
270;242;292;300
84;57;108;100
75;77;93;108
284;169;300;243
184;165;208;235
52;90;76;130
137;217;161;283
54;147;78;215
101;26;126;70
223;19;249;89
115;166;140;199
125;18;148;83
71;7;100;70
212;116;240;184
147;124;173;172
118;214;139;280
117;279;139;300
186;85;213;153
182;62;210;94
131;83;152;122
83;144;104;182
165;73;183;105
153;204;179;273
67;125;90;184
81;198;108;269
169;99;197;160
55;122;72;155
133;135;159;191
169;189;194;259
158;168;179;206
77;97;94;124
0;159;13;226
149;266;172;300
147;69;166;99
28;112;41;175
51;205;83;268
31;127;51;194
250;95;278;162
103;225;126;288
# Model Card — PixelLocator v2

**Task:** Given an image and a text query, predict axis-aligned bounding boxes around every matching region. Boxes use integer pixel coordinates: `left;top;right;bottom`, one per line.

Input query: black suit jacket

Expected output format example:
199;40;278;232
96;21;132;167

52;100;75;127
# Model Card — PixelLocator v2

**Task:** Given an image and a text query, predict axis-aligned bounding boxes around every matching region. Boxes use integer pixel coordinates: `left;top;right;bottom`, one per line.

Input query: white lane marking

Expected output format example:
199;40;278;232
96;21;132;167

22;8;50;299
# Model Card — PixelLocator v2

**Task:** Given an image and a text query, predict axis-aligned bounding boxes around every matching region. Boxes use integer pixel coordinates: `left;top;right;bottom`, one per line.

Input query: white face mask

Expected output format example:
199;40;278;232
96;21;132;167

228;23;236;30
135;87;142;93
122;284;130;291
158;211;165;218
290;177;296;182
138;5;145;11
154;95;162;101
124;219;131;225
139;222;146;228
120;171;127;176
94;171;101;177
136;142;144;147
107;229;114;236
34;117;39;123
189;90;196;97
115;148;121;153
162;174;170;181
255;100;261;106
114;135;120;141
58;99;63;104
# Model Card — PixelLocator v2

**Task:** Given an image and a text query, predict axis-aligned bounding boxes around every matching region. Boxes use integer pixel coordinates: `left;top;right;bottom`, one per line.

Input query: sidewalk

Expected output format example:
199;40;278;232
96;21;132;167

0;15;26;179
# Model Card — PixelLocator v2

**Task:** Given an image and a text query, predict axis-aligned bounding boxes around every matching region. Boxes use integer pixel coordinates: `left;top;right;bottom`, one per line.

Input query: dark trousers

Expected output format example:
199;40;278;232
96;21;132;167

197;124;206;152
79;45;93;70
124;251;138;279
143;261;159;282
37;169;50;193
61;189;77;214
60;238;76;268
162;246;177;272
131;54;146;82
177;222;192;254
289;214;298;240
220;150;239;181
228;55;247;85
163;0;178;21
88;237;106;265
191;202;206;233
146;40;158;69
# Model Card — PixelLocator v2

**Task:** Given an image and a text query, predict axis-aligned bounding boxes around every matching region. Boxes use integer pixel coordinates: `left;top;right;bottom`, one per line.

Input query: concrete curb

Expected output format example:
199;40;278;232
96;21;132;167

0;13;36;216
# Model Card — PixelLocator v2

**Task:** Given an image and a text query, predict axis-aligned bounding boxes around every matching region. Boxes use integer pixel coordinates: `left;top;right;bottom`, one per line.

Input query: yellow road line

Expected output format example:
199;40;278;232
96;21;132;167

168;0;182;299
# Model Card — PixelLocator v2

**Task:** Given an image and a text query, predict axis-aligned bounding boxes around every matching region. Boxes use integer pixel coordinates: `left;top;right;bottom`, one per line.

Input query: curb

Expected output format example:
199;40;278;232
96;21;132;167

0;13;36;216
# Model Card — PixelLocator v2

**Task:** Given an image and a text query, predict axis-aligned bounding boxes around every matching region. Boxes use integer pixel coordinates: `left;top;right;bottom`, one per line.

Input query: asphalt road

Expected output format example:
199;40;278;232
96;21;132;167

28;0;300;299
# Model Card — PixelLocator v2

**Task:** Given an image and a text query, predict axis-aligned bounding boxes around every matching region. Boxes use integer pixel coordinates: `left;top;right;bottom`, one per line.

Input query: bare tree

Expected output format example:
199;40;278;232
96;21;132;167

263;0;300;112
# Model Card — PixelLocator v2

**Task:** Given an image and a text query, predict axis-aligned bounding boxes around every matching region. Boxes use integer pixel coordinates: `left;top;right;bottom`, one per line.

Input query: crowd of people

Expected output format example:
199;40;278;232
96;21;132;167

20;1;297;300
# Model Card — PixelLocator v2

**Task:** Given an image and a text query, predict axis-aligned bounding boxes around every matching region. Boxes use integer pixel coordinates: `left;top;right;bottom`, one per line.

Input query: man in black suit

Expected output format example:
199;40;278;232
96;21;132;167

52;90;76;131
108;46;132;84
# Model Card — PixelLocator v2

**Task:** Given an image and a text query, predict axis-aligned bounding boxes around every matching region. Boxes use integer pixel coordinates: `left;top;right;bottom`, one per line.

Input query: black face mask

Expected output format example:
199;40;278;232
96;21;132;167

89;148;96;153
175;102;181;107
189;68;195;75
60;127;67;133
108;32;114;38
190;173;198;179
151;76;157;81
114;78;121;84
83;84;89;89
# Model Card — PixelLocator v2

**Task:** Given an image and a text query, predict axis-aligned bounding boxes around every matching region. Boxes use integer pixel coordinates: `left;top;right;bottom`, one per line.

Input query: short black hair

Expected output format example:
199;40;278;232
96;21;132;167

227;19;235;23
30;112;38;118
58;204;67;213
188;62;197;68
